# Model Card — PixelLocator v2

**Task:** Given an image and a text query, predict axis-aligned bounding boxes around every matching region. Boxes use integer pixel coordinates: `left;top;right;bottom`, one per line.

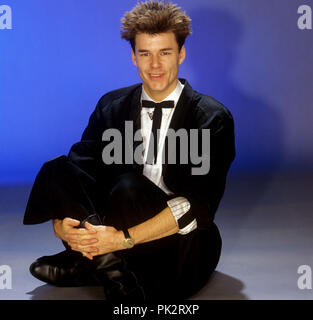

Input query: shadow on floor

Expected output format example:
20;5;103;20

190;271;248;300
26;271;246;300
27;284;106;300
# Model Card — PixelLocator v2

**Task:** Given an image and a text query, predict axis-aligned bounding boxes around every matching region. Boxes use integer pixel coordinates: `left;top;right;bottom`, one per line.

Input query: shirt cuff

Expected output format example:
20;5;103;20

167;196;197;235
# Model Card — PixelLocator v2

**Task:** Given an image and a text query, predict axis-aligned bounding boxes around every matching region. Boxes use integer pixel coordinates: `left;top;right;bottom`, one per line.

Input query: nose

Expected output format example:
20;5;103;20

151;54;161;69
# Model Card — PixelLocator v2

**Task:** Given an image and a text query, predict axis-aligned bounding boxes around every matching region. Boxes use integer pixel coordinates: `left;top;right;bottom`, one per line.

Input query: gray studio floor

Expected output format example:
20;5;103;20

1;171;313;300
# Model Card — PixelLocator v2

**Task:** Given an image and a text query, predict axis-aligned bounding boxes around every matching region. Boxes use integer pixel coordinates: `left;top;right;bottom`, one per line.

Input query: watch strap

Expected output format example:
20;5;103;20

122;228;131;239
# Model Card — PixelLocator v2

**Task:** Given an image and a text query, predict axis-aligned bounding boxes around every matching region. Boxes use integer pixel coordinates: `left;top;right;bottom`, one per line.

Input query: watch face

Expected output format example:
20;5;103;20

124;238;135;248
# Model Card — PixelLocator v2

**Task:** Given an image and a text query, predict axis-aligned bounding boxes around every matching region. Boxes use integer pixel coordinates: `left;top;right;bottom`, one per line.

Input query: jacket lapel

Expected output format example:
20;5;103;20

162;78;195;177
167;78;194;131
128;85;144;173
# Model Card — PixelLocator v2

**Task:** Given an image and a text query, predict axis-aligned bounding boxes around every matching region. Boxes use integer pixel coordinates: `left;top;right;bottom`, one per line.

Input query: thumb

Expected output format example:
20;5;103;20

85;222;97;233
64;217;81;227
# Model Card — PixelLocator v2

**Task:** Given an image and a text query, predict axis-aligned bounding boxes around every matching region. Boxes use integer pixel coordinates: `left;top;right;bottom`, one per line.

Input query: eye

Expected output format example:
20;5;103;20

161;52;170;56
140;52;150;57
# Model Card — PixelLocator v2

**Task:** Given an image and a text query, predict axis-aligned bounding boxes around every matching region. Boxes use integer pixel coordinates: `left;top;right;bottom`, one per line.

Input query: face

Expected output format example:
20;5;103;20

131;32;185;101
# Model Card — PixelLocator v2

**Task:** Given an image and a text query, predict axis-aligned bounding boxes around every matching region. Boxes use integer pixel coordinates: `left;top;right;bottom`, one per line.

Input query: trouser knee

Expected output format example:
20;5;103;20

103;172;169;230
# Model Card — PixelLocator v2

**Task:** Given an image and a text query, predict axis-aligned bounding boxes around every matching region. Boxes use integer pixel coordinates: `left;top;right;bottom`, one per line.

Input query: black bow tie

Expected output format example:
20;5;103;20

141;100;175;109
141;100;175;165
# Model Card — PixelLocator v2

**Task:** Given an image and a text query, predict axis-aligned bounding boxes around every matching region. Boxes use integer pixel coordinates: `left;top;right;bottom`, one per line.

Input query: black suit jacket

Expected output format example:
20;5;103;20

67;78;235;230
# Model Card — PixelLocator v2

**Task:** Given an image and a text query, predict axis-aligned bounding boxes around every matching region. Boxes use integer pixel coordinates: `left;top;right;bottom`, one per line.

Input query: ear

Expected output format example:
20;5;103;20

178;45;186;65
131;49;137;67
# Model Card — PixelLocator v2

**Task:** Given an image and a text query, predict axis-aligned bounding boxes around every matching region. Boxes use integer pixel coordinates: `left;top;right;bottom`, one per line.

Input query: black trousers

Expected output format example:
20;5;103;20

24;156;222;300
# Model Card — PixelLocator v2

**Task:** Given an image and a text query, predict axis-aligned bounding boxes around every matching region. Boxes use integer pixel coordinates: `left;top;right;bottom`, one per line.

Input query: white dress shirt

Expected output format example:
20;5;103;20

140;80;197;235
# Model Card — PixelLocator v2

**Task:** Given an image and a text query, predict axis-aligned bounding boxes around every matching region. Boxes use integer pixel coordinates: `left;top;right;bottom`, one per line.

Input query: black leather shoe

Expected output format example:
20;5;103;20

30;214;103;287
29;250;98;287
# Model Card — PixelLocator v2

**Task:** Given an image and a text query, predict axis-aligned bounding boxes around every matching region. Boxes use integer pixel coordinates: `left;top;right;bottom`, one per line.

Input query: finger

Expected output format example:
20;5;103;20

67;233;98;242
68;238;97;246
66;232;92;242
63;217;81;227
82;246;98;254
68;240;79;246
69;238;98;247
70;245;83;253
84;222;97;233
70;245;97;260
82;252;93;260
91;251;102;257
68;228;96;236
80;238;98;246
71;243;99;252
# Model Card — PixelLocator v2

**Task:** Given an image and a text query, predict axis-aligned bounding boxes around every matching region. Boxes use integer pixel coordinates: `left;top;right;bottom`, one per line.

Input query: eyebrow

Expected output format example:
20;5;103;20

137;48;174;53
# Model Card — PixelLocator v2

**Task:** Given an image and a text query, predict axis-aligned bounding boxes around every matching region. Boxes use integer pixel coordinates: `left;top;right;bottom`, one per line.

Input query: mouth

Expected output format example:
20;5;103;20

148;73;164;80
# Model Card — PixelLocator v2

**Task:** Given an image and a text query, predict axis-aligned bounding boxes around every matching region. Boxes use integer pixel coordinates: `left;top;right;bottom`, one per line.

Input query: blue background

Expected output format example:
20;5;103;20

1;0;313;184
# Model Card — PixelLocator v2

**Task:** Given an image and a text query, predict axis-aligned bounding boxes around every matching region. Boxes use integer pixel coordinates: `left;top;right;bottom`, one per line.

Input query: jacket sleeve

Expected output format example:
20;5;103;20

176;106;235;230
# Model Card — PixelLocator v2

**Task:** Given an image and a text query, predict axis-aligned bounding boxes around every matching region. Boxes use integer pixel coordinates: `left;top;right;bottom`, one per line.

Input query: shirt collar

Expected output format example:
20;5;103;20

141;79;185;109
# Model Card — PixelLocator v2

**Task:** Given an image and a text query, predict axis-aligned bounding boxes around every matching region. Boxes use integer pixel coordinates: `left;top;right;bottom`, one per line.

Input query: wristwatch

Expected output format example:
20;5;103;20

122;229;135;249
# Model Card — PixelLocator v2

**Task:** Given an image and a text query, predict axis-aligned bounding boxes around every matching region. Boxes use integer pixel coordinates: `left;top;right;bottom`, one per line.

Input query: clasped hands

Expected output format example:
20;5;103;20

53;218;125;260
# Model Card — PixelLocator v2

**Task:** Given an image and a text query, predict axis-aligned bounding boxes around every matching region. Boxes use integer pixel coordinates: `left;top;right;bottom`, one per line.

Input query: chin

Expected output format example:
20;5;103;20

146;81;167;92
